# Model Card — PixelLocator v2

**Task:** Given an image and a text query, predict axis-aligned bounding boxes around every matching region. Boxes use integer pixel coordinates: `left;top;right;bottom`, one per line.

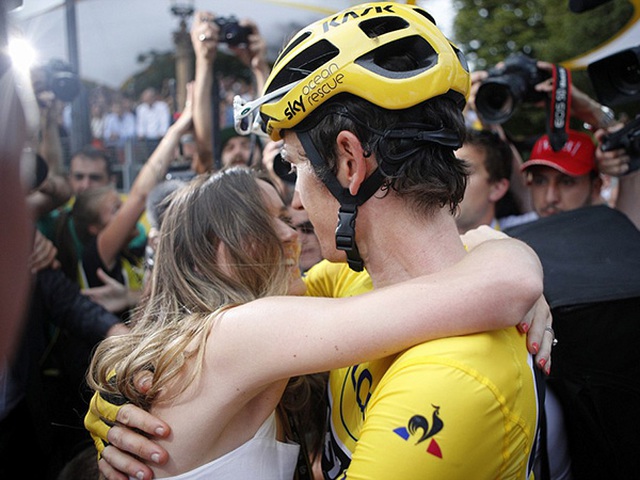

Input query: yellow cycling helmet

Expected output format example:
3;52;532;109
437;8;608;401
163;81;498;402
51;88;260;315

234;2;470;141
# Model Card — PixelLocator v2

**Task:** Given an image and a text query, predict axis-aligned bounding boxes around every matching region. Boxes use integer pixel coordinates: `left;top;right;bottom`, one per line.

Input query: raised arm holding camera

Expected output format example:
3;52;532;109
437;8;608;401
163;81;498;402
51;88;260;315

537;56;640;228
190;11;218;173
469;52;640;227
466;68;535;215
594;122;640;228
190;11;269;174
472;56;614;130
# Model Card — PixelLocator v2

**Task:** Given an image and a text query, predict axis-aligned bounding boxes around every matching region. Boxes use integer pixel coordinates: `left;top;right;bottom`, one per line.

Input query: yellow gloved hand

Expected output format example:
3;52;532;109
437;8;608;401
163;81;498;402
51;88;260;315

84;380;128;457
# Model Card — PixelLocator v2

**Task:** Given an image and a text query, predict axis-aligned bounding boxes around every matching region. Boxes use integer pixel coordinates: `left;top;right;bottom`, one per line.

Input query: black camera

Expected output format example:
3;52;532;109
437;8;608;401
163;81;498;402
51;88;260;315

31;59;81;103
600;115;640;174
475;54;551;124
588;46;640;107
214;16;251;47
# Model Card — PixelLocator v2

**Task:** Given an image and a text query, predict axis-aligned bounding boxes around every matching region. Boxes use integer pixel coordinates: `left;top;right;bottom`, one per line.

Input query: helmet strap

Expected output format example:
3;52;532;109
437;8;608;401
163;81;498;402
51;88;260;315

336;202;364;272
297;130;384;272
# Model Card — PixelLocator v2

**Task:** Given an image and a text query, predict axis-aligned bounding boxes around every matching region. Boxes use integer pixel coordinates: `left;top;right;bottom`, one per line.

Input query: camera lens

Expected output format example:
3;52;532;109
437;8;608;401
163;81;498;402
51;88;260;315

612;61;640;96
475;82;516;124
588;46;640;106
224;25;248;47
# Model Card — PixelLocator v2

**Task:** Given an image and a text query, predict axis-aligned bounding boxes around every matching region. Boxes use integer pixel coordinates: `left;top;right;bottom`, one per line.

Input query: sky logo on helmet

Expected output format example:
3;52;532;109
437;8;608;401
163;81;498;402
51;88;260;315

392;405;444;459
284;95;306;120
322;4;396;32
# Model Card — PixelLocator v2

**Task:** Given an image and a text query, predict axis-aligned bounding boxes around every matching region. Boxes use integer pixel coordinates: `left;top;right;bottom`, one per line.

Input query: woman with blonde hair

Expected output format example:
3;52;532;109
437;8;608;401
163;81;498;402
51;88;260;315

87;166;546;480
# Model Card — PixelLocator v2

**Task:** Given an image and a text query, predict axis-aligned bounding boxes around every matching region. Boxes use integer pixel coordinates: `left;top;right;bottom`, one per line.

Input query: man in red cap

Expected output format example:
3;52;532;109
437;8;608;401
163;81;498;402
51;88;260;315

504;128;640;480
521;129;602;218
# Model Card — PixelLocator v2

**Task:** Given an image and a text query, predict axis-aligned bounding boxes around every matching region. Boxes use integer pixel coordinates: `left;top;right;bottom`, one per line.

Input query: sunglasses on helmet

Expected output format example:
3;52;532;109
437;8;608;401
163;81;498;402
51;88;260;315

233;80;301;137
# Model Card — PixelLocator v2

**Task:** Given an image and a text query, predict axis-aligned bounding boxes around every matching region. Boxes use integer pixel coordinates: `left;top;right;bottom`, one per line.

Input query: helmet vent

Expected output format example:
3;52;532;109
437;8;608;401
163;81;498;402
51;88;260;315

266;39;339;93
451;44;470;73
410;7;437;26
273;32;312;69
358;16;409;39
355;36;438;78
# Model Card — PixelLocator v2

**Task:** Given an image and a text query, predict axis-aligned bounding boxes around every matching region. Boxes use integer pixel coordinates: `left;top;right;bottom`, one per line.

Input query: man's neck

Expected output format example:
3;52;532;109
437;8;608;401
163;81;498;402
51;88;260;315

356;196;467;289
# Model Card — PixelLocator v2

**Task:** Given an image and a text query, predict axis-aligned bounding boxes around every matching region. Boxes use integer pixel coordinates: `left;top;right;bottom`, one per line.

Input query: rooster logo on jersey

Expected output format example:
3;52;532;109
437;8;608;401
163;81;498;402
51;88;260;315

392;405;444;458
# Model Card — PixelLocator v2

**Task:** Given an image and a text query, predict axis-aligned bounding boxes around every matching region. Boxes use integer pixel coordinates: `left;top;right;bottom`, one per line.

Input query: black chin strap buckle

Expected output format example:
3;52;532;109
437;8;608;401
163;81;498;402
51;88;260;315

335;204;364;272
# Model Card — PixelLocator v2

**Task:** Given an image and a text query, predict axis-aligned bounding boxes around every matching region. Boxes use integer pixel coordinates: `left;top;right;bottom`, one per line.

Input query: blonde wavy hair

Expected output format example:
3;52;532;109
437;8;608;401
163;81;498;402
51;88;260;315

87;168;291;409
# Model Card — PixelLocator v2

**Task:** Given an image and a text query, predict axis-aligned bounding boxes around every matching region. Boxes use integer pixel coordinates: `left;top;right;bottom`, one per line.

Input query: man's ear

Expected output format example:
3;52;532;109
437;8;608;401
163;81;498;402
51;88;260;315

489;178;510;203
335;131;370;196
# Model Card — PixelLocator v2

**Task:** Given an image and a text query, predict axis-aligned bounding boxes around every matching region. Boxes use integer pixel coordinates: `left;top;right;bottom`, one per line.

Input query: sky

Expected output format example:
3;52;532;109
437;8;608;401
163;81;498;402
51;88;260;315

8;0;457;89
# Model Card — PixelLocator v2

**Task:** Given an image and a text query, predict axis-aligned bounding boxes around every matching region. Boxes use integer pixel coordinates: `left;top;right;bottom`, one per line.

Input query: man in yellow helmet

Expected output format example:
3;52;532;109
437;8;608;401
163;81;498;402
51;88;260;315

249;5;541;478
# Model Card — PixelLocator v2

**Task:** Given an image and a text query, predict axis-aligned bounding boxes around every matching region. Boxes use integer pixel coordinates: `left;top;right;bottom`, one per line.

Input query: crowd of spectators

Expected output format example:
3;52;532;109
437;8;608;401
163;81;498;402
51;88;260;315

54;71;251;188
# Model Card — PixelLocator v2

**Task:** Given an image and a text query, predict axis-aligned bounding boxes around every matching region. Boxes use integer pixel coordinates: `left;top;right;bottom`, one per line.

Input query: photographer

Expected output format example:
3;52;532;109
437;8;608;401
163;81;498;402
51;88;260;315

466;68;534;215
190;11;269;173
594;125;640;228
21;58;81;221
531;61;640;229
468;56;637;219
30;59;81;164
502;127;640;480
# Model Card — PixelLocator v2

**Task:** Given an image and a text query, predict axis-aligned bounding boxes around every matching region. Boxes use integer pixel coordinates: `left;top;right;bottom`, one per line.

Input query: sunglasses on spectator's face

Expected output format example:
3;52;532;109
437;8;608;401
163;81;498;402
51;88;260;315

295;221;315;235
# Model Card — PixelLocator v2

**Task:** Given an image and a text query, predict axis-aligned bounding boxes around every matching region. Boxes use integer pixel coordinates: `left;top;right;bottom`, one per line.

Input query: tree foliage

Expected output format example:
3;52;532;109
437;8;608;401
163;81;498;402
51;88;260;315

453;0;632;68
122;50;176;99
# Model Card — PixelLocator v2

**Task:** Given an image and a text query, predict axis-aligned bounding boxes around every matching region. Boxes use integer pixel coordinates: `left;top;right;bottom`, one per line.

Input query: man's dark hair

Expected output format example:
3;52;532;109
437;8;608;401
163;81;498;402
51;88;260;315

299;93;468;216
71;145;113;176
463;129;513;183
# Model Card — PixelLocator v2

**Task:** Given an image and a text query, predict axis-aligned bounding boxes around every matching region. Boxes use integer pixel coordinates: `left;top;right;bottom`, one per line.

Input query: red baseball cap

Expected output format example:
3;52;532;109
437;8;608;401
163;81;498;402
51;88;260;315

521;130;597;176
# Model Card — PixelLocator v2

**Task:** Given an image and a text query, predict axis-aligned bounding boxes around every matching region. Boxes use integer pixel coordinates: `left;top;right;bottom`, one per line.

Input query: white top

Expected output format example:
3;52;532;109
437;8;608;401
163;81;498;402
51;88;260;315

498;211;539;230
135;412;300;480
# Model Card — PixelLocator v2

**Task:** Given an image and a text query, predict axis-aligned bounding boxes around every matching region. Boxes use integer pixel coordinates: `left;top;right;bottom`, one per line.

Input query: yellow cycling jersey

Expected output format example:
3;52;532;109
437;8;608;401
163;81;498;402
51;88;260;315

303;260;540;479
303;259;373;299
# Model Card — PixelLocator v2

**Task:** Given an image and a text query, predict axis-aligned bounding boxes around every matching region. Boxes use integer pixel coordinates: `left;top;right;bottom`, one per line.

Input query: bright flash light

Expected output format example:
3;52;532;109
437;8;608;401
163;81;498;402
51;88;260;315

8;36;37;74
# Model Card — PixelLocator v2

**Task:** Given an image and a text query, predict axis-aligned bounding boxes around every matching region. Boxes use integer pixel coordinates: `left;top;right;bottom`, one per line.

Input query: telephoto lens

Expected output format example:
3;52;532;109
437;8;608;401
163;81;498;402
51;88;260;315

475;54;549;124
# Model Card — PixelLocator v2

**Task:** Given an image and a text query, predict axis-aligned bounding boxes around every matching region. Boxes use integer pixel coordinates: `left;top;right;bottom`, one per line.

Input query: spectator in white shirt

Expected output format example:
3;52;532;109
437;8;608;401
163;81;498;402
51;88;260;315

103;98;136;161
135;87;170;156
